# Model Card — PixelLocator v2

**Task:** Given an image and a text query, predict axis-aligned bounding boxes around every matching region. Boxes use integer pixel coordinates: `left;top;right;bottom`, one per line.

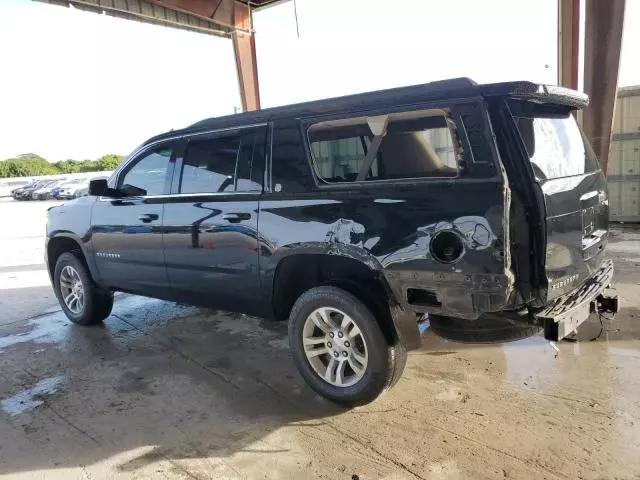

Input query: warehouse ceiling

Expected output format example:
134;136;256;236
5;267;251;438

37;0;283;36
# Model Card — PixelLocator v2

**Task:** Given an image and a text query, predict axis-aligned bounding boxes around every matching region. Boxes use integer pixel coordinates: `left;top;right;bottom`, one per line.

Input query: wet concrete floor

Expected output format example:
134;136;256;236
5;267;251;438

0;222;639;478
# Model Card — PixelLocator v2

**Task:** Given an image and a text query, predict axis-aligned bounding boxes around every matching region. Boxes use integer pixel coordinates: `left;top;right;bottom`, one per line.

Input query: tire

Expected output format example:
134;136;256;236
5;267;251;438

429;312;540;343
288;286;405;407
53;252;113;325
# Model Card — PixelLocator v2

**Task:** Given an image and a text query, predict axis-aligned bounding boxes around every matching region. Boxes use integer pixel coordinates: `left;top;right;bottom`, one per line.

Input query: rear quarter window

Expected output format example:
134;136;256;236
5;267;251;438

307;109;461;184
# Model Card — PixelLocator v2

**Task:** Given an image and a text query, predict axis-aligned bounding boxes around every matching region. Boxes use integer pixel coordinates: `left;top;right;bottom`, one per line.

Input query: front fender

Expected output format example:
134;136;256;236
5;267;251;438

46;197;102;285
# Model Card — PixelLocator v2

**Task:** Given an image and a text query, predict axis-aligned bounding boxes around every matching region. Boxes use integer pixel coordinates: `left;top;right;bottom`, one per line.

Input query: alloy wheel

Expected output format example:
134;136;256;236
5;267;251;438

59;265;85;314
302;307;368;387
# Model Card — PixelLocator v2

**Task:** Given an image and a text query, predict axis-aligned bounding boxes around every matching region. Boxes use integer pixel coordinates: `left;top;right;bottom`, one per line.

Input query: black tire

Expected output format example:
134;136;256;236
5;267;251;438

53;252;113;325
288;286;405;407
429;312;540;343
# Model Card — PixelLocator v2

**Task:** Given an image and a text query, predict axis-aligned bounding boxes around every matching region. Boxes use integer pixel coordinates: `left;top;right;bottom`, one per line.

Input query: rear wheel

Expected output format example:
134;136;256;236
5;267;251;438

53;252;113;325
288;286;406;407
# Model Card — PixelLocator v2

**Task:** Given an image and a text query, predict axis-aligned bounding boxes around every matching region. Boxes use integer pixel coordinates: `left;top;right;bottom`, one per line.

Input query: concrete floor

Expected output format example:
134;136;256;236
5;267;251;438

0;198;639;479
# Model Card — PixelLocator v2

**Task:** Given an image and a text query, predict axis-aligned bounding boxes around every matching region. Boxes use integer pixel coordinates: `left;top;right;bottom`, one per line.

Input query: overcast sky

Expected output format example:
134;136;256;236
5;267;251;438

0;0;638;161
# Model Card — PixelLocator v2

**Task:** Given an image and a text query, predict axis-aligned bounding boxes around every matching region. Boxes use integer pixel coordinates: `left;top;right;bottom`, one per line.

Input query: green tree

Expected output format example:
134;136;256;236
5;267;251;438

54;159;82;174
0;153;56;177
0;153;124;178
96;154;125;171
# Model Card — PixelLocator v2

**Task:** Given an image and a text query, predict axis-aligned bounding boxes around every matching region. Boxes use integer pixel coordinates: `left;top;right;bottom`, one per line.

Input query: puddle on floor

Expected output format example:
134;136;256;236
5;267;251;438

0;314;68;351
2;376;63;416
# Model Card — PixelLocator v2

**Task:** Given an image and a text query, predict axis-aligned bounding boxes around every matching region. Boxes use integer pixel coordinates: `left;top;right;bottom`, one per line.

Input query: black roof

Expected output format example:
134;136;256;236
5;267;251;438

144;78;588;146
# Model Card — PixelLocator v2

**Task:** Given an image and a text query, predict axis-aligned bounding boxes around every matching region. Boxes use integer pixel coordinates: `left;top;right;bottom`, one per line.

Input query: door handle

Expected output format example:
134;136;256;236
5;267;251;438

138;213;159;223
222;213;251;223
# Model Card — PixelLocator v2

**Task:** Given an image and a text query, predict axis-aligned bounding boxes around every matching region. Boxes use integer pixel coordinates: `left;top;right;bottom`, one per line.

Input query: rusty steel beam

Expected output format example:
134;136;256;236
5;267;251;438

557;0;580;91
582;0;626;176
232;1;261;111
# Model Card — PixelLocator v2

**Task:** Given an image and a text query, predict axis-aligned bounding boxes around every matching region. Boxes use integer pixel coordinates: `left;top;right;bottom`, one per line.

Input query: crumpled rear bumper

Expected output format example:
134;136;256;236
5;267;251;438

537;259;618;341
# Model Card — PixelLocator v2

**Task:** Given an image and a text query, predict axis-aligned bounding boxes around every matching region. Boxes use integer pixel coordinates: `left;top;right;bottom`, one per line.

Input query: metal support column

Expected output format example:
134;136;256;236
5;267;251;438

557;0;580;91
232;1;261;111
582;0;626;176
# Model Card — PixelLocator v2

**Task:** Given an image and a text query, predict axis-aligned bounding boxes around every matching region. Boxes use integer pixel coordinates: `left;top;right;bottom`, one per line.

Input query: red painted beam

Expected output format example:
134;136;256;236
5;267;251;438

582;0;626;176
558;0;580;92
232;1;260;111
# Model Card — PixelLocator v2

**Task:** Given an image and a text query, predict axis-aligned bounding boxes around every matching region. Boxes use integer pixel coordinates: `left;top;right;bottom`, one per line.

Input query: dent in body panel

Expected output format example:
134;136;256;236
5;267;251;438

378;211;513;319
258;196;513;320
378;215;496;269
262;98;513;321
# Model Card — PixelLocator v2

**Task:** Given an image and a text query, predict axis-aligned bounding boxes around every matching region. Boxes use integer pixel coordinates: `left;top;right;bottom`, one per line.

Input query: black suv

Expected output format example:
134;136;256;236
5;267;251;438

46;78;617;406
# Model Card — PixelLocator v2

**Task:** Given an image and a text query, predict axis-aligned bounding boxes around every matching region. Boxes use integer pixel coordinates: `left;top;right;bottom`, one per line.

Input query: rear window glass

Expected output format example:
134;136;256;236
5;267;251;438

511;101;599;180
307;109;459;184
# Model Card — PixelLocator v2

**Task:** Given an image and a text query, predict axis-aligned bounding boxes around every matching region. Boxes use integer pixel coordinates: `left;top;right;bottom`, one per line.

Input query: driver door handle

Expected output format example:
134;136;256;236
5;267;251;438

222;212;251;223
138;213;159;223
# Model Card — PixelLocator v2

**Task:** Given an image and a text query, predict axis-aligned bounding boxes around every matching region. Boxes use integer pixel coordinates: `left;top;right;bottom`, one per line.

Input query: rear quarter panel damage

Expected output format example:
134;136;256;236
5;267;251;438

258;184;513;321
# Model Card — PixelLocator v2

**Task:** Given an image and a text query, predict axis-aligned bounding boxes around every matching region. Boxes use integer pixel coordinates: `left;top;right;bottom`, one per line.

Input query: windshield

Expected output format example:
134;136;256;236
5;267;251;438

510;101;599;180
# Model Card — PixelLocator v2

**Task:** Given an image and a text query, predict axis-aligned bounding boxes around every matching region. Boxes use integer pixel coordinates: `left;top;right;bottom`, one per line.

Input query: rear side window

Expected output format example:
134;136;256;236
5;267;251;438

307;109;459;184
180;127;266;194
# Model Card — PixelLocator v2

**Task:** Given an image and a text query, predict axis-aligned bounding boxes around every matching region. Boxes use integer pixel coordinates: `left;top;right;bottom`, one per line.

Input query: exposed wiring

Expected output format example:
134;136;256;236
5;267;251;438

590;314;605;342
562;312;611;343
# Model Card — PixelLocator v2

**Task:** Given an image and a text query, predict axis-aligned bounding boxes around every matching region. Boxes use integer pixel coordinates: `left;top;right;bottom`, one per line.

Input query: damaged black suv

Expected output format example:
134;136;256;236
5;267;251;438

46;78;618;406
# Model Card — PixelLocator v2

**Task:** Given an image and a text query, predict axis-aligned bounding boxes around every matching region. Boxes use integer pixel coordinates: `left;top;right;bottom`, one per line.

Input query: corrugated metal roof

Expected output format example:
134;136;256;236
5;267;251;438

36;0;283;37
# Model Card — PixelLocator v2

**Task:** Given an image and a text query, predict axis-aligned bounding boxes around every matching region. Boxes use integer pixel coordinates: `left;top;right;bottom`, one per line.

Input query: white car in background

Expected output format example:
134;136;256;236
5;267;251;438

57;178;90;199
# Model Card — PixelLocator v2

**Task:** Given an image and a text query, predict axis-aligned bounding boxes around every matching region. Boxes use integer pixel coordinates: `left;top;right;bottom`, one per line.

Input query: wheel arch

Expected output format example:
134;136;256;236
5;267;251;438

269;250;420;350
46;233;102;287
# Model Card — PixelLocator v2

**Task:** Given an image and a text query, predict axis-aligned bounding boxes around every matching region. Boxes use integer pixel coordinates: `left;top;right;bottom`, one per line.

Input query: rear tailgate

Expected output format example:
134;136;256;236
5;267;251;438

543;172;609;300
510;100;609;301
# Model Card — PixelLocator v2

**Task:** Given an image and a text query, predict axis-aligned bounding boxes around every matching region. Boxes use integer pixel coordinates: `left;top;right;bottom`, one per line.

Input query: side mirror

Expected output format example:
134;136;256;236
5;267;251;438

89;179;108;196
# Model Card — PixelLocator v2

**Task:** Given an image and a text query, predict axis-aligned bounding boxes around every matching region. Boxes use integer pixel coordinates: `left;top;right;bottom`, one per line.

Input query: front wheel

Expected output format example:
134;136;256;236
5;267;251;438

288;286;406;407
53;252;113;325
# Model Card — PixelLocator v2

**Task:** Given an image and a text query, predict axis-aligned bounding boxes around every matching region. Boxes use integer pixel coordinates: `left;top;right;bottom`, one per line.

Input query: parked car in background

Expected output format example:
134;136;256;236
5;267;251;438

15;180;48;200
72;176;107;199
74;186;89;197
32;179;66;200
9;181;37;199
53;178;89;199
51;181;71;199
